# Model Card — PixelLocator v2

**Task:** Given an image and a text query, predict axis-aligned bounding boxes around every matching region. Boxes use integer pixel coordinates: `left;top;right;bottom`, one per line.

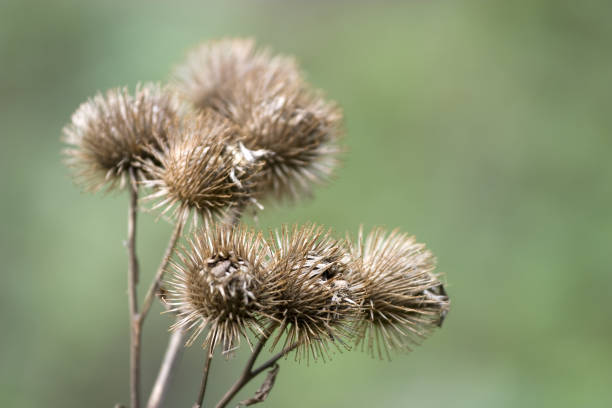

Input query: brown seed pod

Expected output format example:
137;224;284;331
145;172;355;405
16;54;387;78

62;83;181;192
236;85;343;202
165;224;272;354
141;111;262;226
265;224;363;362
173;38;343;203
172;38;301;117
348;227;450;360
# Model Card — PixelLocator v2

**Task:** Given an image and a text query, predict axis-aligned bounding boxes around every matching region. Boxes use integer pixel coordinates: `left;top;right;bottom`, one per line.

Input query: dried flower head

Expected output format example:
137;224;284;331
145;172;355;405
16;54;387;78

141;111;262;226
62;83;181;192
349;227;450;359
266;224;363;361
173;38;342;202
172;38;301;116
231;84;343;202
166;224;271;354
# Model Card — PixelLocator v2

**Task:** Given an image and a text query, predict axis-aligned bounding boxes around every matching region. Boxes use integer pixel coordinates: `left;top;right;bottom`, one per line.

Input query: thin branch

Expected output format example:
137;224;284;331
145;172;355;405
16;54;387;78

146;329;185;408
250;342;298;378
244;328;272;374
140;220;183;319
215;324;296;408
237;364;279;407
141;220;184;408
193;345;214;408
127;170;141;408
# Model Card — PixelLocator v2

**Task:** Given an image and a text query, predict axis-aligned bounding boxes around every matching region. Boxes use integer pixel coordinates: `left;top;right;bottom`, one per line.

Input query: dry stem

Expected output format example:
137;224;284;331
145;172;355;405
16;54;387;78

146;329;185;408
144;221;185;408
193;345;214;408
215;324;298;408
127;171;141;408
140;220;183;318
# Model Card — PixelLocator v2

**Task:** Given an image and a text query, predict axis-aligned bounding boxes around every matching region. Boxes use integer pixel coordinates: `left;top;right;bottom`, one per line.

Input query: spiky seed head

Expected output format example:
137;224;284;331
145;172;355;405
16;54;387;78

236;85;343;201
172;37;301;116
266;224;363;362
141;111;262;226
166;224;272;354
62;83;181;192
172;38;342;202
348;227;450;360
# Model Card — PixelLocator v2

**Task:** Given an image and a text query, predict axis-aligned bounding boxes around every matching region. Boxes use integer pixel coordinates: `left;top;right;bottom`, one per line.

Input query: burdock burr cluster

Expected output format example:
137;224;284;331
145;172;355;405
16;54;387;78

63;38;450;408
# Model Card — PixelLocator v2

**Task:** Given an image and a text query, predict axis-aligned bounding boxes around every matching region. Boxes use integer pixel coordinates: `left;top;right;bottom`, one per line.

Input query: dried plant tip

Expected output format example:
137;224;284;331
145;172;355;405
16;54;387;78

173;38;342;202
266;224;363;362
237;86;343;202
62;83;181;192
172;38;301;116
141;111;262;226
166;224;272;354
348;227;450;360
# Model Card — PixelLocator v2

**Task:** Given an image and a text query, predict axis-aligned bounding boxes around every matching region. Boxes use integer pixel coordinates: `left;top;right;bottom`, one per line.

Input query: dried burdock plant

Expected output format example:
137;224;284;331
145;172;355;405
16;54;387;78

141;111;263;226
62;37;450;408
348;227;450;360
62;82;181;192
265;224;364;362
165;224;272;354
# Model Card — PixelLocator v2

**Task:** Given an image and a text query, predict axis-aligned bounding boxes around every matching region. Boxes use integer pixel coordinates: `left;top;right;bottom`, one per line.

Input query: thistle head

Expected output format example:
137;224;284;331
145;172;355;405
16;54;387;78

172;37;301;116
166;224;272;354
231;83;343;202
62;83;181;192
348;227;450;359
173;38;342;203
265;224;363;362
141;111;262;226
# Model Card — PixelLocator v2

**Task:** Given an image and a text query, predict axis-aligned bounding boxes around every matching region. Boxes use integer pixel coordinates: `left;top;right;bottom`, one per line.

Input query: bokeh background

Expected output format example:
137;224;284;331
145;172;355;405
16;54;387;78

2;0;611;407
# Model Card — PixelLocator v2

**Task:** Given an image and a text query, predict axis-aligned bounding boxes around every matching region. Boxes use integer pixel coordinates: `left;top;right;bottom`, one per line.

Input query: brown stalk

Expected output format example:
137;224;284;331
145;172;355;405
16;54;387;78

127;170;141;408
215;324;298;408
193;345;214;408
146;329;185;408
144;222;186;408
141;220;183;319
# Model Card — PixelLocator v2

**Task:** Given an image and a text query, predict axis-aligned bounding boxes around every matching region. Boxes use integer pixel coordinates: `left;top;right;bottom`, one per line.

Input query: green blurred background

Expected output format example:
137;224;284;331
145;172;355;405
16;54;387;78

2;0;611;406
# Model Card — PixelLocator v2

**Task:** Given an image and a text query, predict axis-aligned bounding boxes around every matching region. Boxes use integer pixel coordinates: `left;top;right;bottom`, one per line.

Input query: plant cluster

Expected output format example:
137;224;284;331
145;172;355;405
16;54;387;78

63;38;450;408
